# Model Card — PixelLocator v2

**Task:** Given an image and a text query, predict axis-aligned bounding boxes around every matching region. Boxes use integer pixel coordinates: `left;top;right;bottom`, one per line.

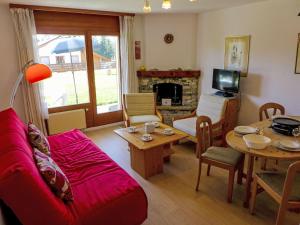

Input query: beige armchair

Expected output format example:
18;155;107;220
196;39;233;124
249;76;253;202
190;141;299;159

122;93;163;127
173;94;229;155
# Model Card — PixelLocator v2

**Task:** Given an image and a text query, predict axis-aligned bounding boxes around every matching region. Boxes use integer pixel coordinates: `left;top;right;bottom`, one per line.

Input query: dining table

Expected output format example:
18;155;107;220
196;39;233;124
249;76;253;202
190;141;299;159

226;116;300;208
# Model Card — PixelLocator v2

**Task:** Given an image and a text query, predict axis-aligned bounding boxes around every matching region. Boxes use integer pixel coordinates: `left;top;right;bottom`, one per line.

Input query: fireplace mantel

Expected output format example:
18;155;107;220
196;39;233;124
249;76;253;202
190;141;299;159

137;70;200;78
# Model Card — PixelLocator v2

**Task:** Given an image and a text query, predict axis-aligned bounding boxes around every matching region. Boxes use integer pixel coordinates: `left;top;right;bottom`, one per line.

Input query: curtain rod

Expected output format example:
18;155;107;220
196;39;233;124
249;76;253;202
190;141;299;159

9;4;135;17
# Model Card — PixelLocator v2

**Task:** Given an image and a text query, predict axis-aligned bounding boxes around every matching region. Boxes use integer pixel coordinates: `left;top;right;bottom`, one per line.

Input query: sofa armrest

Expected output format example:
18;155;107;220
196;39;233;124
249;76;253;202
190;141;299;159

172;110;196;122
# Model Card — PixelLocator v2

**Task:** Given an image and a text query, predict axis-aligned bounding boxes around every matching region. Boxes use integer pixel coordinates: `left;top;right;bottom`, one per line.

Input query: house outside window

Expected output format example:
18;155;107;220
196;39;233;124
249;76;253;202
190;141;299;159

56;56;65;64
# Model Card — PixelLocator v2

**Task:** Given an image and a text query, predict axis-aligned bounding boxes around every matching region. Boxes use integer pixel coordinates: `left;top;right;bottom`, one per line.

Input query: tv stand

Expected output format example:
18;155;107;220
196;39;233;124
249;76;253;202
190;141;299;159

214;91;234;98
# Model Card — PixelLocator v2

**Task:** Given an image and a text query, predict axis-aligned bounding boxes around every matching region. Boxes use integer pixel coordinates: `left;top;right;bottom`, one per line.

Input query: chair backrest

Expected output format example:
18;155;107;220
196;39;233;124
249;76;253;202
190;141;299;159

123;93;156;116
196;116;213;156
281;161;300;203
259;102;285;121
196;94;228;123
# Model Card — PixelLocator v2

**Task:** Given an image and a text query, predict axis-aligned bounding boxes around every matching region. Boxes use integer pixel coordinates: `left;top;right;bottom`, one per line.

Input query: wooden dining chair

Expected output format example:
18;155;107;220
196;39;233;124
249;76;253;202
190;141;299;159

195;116;245;203
259;102;285;121
250;161;300;225
259;102;285;170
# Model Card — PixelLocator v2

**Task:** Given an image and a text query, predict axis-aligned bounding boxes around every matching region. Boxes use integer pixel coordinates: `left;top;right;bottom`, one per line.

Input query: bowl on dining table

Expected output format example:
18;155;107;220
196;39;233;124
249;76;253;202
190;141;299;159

243;134;272;150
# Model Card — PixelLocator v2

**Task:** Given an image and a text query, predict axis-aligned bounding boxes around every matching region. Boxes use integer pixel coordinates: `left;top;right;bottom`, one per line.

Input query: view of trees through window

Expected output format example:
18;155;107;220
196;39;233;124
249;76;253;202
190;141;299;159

92;35;120;114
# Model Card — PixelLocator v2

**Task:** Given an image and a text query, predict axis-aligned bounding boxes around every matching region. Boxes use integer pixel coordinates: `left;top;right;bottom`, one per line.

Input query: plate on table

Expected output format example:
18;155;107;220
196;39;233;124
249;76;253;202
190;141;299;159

141;136;153;142
127;127;137;133
234;126;258;135
163;131;175;136
279;140;300;149
152;122;160;128
273;140;300;152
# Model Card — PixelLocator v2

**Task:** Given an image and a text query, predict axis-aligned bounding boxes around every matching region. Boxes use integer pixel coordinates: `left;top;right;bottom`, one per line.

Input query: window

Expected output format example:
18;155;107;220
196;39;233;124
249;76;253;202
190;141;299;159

35;10;123;126
92;35;121;114
37;34;90;108
40;56;50;64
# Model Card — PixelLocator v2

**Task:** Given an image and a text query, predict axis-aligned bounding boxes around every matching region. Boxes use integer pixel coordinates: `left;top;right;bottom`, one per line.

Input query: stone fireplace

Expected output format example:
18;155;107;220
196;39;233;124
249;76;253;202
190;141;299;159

137;70;200;125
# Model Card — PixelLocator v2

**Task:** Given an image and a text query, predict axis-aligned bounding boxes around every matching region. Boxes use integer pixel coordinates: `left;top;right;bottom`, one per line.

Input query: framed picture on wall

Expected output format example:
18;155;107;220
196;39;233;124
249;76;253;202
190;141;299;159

224;35;250;77
295;33;300;74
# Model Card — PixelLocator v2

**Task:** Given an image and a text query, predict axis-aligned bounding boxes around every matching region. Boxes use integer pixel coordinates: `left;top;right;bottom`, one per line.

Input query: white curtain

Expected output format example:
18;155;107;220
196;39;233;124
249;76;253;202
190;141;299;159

11;8;48;133
119;16;138;94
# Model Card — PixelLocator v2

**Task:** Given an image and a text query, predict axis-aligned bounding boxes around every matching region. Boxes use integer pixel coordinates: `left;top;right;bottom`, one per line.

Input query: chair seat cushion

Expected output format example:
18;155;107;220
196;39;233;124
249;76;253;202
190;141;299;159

173;116;220;137
202;147;243;166
257;172;300;201
129;115;161;125
173;117;197;136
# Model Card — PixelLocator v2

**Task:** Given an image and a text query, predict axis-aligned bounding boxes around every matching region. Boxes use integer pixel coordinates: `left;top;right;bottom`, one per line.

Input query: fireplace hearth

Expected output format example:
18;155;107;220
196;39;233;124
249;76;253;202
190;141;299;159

153;83;182;106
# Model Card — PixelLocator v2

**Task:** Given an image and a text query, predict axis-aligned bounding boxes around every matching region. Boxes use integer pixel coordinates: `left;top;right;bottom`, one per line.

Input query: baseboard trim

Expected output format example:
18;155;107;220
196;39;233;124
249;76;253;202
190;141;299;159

84;121;125;132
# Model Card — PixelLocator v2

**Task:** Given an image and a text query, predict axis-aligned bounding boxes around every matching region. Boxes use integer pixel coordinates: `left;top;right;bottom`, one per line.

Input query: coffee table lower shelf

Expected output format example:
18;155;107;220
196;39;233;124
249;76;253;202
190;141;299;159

129;143;175;179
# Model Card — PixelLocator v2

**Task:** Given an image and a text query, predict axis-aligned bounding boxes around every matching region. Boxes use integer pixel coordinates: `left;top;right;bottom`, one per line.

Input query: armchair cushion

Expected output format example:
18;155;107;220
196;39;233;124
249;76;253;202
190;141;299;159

202;147;243;166
173;117;197;136
125;93;155;116
173;95;228;138
173;116;221;137
196;94;228;122
129;115;161;125
257;172;300;201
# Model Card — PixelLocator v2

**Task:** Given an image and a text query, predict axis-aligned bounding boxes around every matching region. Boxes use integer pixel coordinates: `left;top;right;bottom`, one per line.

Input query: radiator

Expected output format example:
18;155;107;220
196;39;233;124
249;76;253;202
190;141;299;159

48;109;87;135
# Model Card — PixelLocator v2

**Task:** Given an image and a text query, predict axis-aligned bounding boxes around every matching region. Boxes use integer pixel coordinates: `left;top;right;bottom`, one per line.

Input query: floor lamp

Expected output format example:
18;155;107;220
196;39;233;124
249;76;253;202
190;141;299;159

9;60;52;108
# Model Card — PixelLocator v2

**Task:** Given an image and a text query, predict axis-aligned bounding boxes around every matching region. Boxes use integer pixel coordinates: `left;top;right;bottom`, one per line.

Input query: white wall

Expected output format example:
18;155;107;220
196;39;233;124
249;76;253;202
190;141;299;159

0;3;24;119
197;0;300;125
133;15;146;71
134;13;198;70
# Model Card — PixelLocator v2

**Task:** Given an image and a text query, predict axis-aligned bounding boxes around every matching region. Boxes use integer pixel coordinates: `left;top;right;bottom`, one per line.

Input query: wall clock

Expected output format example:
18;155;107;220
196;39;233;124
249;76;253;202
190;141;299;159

164;33;174;44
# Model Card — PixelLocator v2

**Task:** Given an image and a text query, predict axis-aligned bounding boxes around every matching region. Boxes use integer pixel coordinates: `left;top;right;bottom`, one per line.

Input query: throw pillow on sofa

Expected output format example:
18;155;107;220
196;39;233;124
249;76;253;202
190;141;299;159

33;148;74;202
28;123;51;156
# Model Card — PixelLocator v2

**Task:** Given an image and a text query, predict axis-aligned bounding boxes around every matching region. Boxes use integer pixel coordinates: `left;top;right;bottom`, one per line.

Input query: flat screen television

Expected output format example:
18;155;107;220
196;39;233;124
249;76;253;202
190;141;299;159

212;69;240;97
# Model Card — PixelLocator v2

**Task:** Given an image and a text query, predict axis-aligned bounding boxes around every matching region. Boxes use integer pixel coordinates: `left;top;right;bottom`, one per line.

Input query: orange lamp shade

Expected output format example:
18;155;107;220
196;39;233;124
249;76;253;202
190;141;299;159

25;63;52;84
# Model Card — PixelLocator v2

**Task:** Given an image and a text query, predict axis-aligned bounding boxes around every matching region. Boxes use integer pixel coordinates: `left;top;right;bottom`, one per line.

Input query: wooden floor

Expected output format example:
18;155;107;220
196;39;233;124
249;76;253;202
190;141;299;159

86;126;300;225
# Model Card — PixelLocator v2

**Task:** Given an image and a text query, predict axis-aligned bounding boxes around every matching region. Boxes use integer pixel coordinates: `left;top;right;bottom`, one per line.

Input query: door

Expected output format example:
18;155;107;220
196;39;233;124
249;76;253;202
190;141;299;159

35;12;122;128
37;33;123;127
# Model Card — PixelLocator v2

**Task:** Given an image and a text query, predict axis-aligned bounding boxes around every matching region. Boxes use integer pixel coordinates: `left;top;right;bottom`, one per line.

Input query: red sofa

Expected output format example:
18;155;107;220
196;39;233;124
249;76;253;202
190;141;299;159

0;108;147;225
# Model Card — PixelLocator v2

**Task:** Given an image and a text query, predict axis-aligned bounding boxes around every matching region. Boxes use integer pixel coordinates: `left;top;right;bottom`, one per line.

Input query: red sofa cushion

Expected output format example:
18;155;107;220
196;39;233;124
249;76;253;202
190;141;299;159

0;108;148;225
33;148;73;202
48;129;148;225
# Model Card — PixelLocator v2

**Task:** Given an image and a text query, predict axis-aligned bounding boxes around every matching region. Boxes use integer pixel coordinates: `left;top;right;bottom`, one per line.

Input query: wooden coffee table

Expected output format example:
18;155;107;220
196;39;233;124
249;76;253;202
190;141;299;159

114;123;188;179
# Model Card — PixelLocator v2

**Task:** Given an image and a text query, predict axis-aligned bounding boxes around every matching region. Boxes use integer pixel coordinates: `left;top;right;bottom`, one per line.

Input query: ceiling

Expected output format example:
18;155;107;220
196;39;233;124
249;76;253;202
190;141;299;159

3;0;267;13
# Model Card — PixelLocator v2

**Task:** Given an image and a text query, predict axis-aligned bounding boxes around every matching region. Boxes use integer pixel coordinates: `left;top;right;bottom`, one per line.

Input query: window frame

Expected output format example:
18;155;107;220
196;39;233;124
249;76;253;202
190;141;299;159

34;10;123;127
